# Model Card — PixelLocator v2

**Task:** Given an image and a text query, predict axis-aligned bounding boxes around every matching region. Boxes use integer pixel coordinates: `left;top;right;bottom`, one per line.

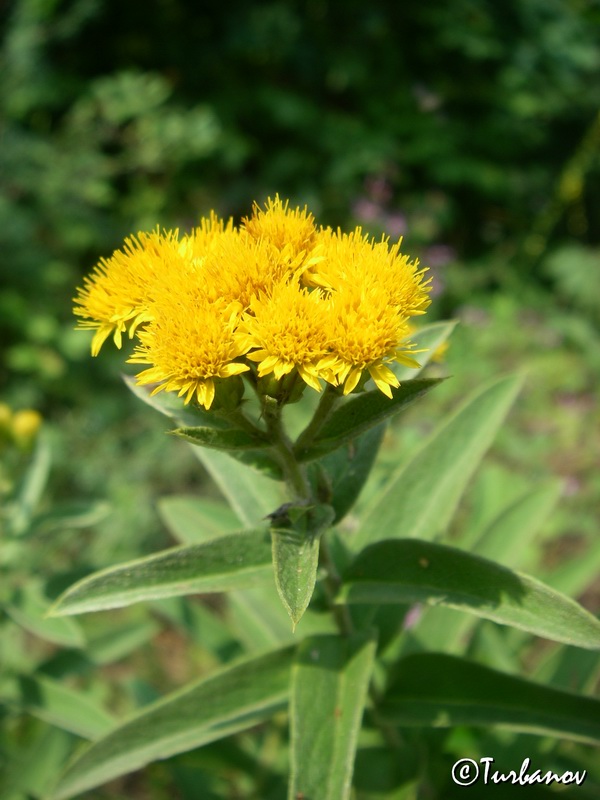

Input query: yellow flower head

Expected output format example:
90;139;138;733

73;230;183;355
242;195;317;257
75;198;433;408
129;293;249;410
236;281;332;391
305;227;431;318
325;285;420;397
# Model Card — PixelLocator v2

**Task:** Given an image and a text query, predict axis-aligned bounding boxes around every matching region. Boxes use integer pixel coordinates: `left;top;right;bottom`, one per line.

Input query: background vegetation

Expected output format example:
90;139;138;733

1;1;599;797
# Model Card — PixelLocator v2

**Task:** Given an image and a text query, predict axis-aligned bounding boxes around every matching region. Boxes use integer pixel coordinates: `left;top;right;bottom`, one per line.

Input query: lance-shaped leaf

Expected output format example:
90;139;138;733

50;646;294;800
338;539;600;649
352;374;523;551
295;379;442;462
49;530;273;616
290;632;377;800
382;652;600;745
310;424;387;523
272;504;335;627
172;425;269;451
157;496;240;543
191;447;284;527
472;480;562;566
172;426;283;478
8;674;115;739
6;584;85;647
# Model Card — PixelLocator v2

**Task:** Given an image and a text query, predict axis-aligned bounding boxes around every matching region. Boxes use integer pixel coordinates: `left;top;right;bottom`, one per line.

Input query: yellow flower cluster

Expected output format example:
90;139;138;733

74;197;431;408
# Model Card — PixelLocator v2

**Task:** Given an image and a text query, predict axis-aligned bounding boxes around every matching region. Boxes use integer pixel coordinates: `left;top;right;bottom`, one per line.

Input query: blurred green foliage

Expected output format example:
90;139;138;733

1;2;599;797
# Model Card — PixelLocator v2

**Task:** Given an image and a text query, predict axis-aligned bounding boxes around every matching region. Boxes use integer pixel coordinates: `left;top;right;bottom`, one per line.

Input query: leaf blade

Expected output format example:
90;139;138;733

271;504;335;627
49;530;273;616
14;675;115;739
352;375;524;550
338;539;600;649
473;480;562;566
382;652;600;745
172;426;269;451
50;646;294;800
290;633;377;800
191;447;284;526
297;379;442;462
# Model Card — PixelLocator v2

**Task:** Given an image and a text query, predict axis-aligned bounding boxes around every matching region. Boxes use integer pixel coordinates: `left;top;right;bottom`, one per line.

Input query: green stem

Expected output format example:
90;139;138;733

263;397;312;502
368;684;404;752
293;385;339;455
319;536;355;637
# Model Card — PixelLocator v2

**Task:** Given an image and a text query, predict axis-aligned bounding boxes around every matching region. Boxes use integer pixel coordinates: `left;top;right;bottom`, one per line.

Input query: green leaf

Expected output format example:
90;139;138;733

5;585;85;647
225;448;284;479
0;723;73;800
296;379;442;462
190;447;284;527
10;432;52;536
472;480;562;566
153;498;331;650
391;320;458;381
87;619;160;665
271;504;335;628
290;632;377;800
338;539;600;649
157;496;240;543
172;425;269;451
13;675;115;739
352;375;523;550
50;646;294;800
382;652;600;745
30;501;111;536
543;536;600;598
312;424;387;522
49;530;272;616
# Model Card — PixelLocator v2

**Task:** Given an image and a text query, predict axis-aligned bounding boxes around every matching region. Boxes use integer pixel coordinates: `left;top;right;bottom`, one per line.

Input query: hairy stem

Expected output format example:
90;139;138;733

293;385;340;455
319;536;355;637
263;397;312;502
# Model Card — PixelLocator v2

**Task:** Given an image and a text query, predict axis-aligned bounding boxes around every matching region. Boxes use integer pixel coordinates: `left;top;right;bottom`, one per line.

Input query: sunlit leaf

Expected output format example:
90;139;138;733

50;646;294;799
272;504;335;627
49;530;272;615
352;375;523;550
290;633;377;800
172;425;269;451
338;539;600;649
296;379;442;462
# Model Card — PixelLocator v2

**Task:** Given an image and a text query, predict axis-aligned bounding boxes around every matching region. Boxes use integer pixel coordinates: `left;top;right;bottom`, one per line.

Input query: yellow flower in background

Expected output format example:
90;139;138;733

75;197;433;406
129;295;249;409
0;405;43;450
236;281;332;392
